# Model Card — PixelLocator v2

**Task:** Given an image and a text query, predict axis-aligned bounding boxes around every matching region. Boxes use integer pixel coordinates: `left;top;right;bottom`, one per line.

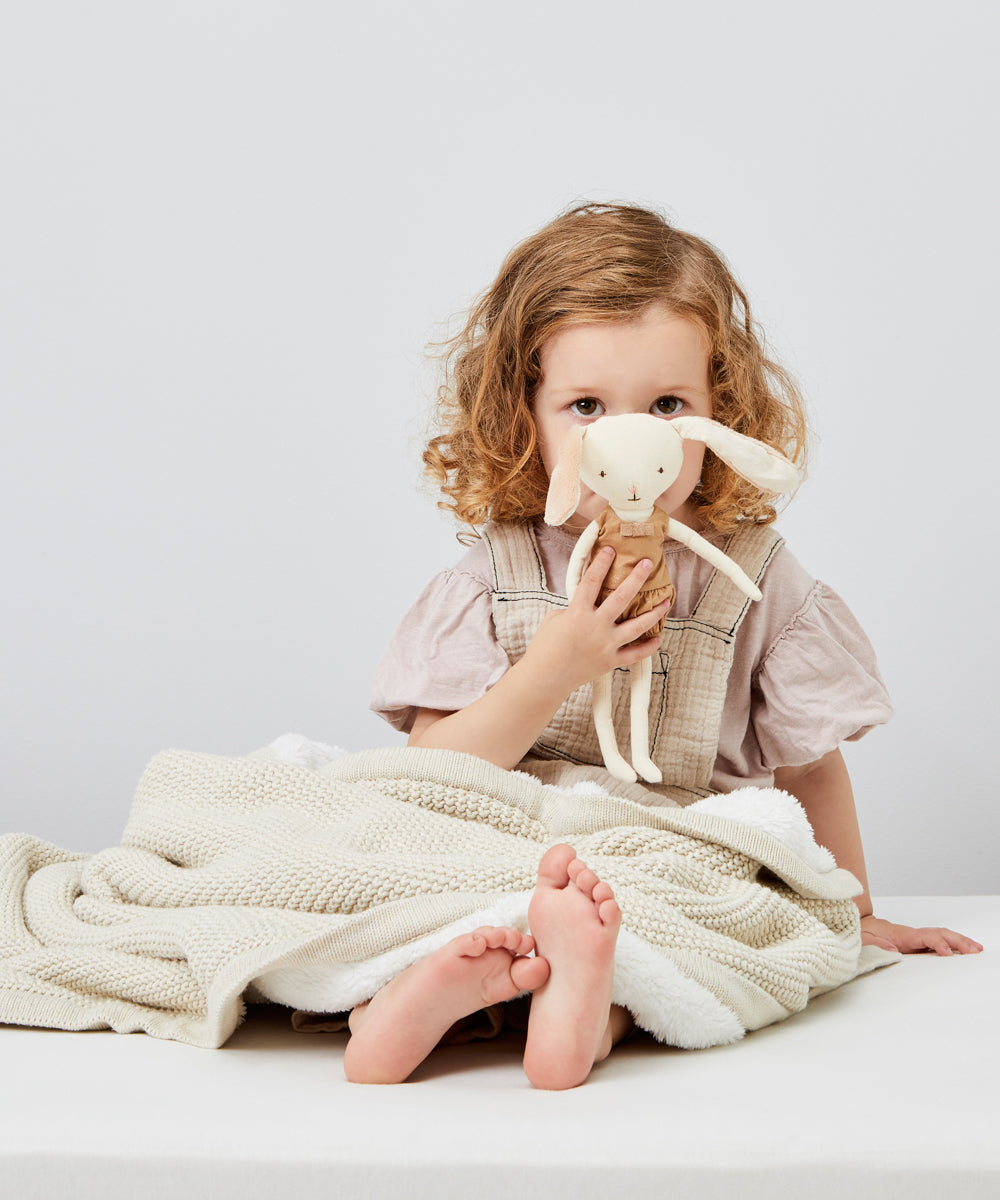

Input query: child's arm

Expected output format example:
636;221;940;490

773;750;984;955
408;548;671;769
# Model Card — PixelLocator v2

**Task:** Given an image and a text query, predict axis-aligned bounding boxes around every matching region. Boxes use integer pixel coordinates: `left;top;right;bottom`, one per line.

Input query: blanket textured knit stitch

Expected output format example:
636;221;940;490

0;744;897;1050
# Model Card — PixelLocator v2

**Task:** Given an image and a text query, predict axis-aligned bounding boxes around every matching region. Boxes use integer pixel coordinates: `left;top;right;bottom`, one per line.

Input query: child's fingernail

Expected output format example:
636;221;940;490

602;546;615;556
640;559;652;570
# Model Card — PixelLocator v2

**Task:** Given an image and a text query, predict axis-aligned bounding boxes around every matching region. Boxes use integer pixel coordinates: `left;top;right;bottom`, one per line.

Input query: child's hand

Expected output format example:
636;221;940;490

524;548;670;695
861;915;984;955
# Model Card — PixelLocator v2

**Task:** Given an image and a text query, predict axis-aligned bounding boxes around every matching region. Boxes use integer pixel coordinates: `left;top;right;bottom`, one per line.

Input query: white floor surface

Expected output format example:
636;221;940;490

1;896;996;1200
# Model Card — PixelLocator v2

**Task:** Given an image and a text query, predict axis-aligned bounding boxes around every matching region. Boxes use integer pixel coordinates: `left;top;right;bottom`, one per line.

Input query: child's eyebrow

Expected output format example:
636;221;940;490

550;381;705;395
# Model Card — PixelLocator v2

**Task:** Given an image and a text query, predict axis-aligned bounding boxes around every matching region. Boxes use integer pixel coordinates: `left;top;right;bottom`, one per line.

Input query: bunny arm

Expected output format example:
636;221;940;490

564;520;601;602
667;518;762;602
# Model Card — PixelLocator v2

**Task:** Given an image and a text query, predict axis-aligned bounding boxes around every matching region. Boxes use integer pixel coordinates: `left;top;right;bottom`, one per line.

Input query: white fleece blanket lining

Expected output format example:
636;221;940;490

252;890;744;1049
256;735;831;1047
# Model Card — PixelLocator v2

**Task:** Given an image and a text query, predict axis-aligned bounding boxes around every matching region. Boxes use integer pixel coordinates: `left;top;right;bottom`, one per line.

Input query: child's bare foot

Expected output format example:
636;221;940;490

343;926;549;1084
523;843;623;1090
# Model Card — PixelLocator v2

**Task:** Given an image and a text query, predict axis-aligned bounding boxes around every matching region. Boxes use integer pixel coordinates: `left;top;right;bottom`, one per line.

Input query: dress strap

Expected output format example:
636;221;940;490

481;522;551;596
689;523;785;635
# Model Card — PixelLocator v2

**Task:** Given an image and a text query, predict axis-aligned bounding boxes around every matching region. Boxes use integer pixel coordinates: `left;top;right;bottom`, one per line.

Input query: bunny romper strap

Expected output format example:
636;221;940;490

482;520;784;807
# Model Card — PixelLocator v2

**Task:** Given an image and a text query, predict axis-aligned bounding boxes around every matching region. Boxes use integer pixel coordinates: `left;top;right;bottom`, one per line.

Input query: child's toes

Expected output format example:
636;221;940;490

577;869;600;897
511;953;550;993
462;931;490;956
537;844;576;889
592;881;615;906
597;897;621;930
494;926;525;953
472;926;509;951
511;930;536;956
471;926;534;955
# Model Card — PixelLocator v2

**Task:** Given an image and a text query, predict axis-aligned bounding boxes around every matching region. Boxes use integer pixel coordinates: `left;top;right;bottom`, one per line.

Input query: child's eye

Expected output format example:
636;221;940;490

651;396;684;416
569;398;604;417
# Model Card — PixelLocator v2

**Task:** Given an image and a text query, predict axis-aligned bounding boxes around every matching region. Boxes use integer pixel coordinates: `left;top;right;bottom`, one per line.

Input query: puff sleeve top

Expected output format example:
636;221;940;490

370;523;893;793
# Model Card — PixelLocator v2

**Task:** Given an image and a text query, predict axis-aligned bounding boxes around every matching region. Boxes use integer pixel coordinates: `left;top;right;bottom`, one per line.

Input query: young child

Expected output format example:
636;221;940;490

349;202;982;1089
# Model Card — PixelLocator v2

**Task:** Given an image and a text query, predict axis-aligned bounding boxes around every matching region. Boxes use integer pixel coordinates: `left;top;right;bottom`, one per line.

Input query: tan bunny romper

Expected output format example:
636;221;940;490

482;519;785;807
592;506;677;637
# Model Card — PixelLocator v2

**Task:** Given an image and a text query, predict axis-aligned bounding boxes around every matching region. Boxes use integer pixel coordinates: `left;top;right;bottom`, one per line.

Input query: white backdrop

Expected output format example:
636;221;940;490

2;1;997;896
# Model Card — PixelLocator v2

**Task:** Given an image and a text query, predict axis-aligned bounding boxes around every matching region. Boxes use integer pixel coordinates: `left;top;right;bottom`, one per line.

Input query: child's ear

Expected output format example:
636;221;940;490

544;426;587;526
670;416;800;494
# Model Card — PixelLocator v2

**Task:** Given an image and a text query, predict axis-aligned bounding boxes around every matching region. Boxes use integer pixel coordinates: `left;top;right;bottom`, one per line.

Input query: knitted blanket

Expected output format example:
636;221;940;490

0;742;897;1051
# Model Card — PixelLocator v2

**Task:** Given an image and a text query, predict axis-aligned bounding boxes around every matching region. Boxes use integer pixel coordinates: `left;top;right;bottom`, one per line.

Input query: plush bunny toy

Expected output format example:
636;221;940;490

544;412;800;784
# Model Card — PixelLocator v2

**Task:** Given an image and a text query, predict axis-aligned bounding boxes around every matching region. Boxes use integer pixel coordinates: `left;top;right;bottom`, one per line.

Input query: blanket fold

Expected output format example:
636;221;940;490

0;745;897;1051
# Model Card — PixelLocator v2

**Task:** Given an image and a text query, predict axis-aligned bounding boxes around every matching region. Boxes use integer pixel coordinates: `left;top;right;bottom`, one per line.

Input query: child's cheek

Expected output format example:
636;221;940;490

572;484;606;524
656;442;707;516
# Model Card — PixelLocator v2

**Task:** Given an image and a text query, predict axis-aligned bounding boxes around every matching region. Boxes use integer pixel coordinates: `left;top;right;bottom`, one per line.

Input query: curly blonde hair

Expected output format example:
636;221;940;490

424;202;807;536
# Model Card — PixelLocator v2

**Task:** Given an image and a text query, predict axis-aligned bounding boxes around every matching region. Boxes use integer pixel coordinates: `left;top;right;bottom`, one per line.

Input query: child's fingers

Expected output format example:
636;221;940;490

861;918;985;955
594;556;656;618
910;927;983;955
615;632;664;667
609;600;673;667
614;598;672;648
949;933;985;954
573;545;619;605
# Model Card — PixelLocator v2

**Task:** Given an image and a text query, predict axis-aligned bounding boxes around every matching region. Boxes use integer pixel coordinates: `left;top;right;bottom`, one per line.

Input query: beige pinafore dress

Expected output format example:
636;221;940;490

482;520;785;807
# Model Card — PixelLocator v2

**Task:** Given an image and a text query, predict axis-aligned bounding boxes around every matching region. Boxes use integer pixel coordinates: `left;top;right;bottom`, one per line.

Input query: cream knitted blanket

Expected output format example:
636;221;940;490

0;743;896;1051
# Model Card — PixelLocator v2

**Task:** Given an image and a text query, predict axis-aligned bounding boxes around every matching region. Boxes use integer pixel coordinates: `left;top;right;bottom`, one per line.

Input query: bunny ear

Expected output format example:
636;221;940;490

670;416;800;494
544;425;587;525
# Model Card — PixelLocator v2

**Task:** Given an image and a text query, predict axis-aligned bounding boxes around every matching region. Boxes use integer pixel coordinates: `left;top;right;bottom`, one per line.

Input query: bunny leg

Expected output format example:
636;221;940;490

592;672;637;783
628;656;662;783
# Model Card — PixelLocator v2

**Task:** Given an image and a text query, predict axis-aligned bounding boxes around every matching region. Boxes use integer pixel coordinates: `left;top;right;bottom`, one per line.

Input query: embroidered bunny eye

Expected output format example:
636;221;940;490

599;470;607;477
658;467;664;473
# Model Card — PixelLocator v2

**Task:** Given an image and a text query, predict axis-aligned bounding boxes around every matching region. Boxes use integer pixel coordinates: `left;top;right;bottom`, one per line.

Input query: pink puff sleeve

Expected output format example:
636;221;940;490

750;581;894;770
369;569;510;734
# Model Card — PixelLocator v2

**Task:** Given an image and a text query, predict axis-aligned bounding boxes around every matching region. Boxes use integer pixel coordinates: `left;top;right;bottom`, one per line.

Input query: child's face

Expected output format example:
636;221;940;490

533;304;713;531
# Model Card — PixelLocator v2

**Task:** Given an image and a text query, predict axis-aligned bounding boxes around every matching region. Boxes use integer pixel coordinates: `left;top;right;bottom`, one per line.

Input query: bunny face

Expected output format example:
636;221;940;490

578;414;687;517
544;412;800;528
